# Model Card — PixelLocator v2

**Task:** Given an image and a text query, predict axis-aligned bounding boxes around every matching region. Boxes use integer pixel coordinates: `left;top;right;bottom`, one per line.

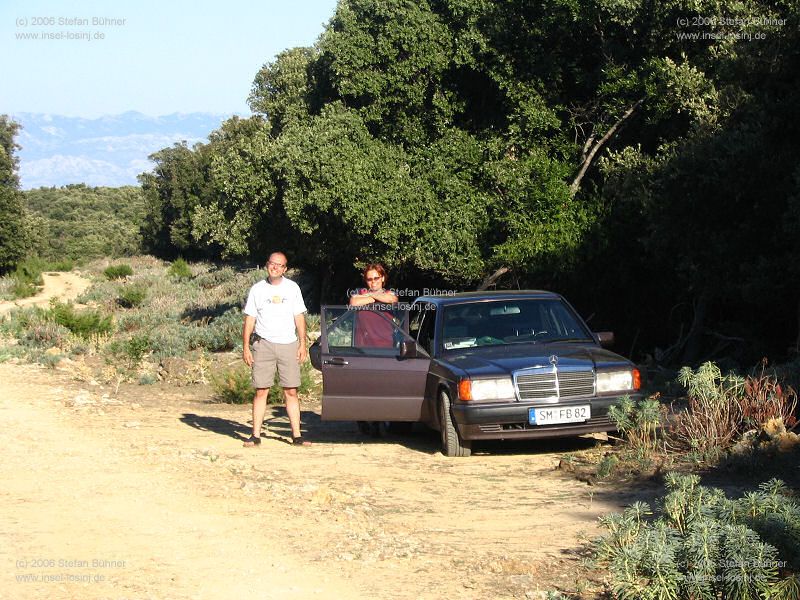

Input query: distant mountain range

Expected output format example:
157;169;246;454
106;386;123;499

11;111;235;189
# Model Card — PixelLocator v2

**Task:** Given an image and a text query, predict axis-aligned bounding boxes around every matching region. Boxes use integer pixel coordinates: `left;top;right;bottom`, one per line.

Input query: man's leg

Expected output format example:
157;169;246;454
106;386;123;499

244;388;270;446
284;387;301;437
284;387;310;444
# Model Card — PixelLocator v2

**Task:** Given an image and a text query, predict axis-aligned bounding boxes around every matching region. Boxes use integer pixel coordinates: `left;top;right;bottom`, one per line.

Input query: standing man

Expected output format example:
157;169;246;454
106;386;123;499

242;251;311;447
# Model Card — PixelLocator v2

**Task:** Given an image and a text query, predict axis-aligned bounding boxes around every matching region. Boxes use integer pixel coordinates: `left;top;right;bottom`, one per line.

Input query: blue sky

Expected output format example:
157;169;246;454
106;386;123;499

1;0;339;117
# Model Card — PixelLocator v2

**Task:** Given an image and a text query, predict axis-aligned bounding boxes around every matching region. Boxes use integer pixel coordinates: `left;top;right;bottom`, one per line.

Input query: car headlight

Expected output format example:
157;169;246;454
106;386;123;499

458;377;516;401
596;369;641;393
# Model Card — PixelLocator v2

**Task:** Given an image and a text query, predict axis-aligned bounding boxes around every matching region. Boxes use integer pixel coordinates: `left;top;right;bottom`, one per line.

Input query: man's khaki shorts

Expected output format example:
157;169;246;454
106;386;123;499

251;339;301;389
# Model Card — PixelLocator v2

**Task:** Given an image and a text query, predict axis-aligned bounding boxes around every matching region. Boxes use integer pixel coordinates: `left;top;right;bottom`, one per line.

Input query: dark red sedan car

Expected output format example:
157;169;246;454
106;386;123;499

311;291;642;456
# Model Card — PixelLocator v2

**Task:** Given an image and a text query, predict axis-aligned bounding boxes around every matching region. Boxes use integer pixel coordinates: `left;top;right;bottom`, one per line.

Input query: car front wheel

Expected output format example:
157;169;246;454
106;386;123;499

439;391;471;457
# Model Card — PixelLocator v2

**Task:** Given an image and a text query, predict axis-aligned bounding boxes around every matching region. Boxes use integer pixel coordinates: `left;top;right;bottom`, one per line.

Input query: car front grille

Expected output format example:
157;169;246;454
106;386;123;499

515;367;594;401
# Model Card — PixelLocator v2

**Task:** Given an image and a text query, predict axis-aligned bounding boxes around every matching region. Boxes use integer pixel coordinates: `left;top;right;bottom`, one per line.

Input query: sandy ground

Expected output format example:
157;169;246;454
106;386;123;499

0;361;651;600
0;273;647;599
0;272;92;316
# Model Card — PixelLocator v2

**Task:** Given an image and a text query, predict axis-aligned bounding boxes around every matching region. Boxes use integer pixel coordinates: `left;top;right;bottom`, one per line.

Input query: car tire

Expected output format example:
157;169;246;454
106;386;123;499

357;421;386;437
439;391;471;457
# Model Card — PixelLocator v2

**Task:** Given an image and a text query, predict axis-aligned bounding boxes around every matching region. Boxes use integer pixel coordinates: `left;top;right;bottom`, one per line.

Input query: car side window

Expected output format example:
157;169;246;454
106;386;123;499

416;308;436;354
409;305;424;338
325;307;410;357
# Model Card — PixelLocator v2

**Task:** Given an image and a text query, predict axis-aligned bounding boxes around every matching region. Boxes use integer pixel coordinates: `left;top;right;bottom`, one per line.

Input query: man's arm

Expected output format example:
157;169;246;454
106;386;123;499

295;313;307;362
242;315;256;366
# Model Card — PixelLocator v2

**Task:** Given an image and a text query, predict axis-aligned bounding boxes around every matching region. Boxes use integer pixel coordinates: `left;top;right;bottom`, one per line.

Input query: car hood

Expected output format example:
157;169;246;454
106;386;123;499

440;343;632;378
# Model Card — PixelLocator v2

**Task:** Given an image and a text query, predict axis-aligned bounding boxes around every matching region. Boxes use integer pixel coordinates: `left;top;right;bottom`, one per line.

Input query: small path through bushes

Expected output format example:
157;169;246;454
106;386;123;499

0;272;92;316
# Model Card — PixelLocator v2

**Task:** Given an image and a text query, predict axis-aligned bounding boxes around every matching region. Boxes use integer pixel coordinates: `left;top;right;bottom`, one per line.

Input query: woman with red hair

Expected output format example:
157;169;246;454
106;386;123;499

349;263;398;306
349;263;398;348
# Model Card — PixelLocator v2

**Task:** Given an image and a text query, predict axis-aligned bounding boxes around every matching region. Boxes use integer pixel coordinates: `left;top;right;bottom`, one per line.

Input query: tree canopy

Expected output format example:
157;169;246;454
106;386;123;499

138;0;800;363
0;116;28;273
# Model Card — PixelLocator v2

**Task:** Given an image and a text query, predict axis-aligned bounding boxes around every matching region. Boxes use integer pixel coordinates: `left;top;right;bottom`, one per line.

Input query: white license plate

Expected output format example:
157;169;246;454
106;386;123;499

529;405;590;425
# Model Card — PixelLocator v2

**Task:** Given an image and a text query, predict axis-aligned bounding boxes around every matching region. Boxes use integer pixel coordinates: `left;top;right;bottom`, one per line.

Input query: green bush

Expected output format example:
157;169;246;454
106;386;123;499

21;322;72;349
47;301;113;338
167;257;192;281
609;395;663;459
669;362;798;462
122;333;151;365
104;264;133;280
596;453;620;479
10;277;38;299
211;360;316;405
593;473;800;600
6;256;50;299
211;365;255;404
117;284;147;308
138;372;157;385
202;308;243;351
195;266;237;289
148;325;193;359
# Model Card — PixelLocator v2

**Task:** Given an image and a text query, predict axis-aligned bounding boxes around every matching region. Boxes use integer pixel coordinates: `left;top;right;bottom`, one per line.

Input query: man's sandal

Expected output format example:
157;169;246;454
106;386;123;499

243;435;262;447
292;436;312;447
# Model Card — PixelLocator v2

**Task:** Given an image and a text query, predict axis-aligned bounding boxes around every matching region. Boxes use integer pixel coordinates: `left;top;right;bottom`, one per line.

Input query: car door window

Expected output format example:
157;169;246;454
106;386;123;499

416;308;436;354
324;306;410;358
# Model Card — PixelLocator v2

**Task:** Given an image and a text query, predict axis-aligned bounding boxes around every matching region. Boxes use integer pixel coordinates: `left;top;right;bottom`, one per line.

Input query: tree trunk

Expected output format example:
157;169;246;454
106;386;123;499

680;290;709;366
319;264;334;308
477;266;510;291
569;98;645;197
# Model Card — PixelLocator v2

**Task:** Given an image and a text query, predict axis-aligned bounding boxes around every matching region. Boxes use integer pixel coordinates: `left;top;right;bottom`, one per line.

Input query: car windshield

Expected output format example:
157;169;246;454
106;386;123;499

441;299;593;350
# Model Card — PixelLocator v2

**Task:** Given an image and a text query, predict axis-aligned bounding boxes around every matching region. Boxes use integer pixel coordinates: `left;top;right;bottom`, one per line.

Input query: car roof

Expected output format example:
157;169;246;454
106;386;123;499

414;290;562;307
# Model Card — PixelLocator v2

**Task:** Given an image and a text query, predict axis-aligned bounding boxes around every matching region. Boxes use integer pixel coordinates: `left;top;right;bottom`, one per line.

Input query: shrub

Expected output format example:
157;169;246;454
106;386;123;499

593;473;800;600
669;362;746;461
195;266;237;289
211;361;316;405
47;301;113;338
36;352;64;368
201;308;243;351
596;453;620;479
104;264;133;280
138;372;157;385
167;257;192;281
148;325;193;359
669;362;799;462
122;333;151;365
22;322;72;349
10;277;38;299
740;360;798;431
117;284;147;308
608;394;664;459
211;365;255;404
7;256;46;299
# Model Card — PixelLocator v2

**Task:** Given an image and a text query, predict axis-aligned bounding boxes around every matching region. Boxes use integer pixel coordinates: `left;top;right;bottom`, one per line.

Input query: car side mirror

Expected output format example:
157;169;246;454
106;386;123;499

399;340;419;359
595;331;614;347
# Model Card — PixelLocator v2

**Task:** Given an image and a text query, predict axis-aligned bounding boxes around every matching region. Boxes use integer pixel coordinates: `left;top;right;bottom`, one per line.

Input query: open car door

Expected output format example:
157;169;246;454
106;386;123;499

319;305;430;421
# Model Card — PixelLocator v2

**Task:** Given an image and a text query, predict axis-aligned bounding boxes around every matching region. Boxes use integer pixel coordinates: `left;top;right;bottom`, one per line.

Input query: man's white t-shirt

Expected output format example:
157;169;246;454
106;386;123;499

243;277;307;344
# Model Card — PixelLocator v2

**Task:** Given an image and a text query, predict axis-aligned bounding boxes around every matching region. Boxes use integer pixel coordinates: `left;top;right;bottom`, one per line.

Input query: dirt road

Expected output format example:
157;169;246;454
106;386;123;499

0;272;92;316
0;358;645;600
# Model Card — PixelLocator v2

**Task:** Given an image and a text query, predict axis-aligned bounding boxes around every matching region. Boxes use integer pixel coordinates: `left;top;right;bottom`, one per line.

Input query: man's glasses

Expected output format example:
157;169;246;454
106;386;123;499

365;276;382;282
268;261;286;268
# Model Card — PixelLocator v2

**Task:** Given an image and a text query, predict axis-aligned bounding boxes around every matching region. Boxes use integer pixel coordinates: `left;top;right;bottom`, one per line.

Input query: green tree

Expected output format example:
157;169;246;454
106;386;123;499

138;141;214;258
0;116;28;273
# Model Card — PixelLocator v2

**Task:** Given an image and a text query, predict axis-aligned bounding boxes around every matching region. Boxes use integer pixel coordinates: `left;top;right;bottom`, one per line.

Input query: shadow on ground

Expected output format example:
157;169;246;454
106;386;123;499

181;407;630;459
